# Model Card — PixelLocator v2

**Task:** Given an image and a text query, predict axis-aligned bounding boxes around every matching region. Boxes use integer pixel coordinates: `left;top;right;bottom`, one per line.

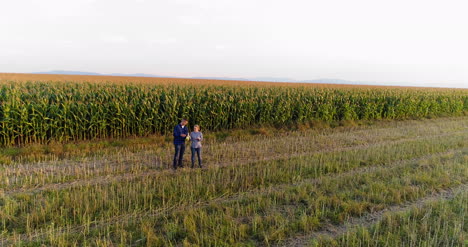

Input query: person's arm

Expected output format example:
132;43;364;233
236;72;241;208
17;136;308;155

173;125;181;137
199;133;203;141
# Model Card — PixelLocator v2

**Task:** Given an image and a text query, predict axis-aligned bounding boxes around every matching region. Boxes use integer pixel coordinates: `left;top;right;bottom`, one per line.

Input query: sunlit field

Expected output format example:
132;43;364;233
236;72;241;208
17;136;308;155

0;74;467;246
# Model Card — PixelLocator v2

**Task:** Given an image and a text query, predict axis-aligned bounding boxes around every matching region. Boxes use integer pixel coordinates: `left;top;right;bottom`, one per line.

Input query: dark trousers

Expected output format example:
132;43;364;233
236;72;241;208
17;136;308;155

173;143;186;169
191;147;202;168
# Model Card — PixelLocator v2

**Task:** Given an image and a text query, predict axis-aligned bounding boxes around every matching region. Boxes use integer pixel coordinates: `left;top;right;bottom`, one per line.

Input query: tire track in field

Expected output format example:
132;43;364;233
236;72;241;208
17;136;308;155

2;116;466;193
2;130;467;196
3;116;467;174
277;184;468;247
1;148;465;244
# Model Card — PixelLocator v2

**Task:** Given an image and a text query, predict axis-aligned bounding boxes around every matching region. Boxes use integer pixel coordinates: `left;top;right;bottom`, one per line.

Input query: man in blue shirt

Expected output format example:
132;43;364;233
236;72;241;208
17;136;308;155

173;119;189;169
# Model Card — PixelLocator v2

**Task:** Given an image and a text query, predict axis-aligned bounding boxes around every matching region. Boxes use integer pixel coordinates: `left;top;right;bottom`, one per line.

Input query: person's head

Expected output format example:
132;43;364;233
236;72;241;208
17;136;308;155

193;125;200;132
180;119;188;126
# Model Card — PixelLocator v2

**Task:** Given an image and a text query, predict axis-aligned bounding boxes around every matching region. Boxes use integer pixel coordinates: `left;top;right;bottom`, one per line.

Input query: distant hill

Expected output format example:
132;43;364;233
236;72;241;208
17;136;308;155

33;70;102;76
22;71;468;88
253;77;298;82
32;71;370;86
190;76;251;81
108;73;162;77
33;70;162;78
303;79;359;84
191;77;367;85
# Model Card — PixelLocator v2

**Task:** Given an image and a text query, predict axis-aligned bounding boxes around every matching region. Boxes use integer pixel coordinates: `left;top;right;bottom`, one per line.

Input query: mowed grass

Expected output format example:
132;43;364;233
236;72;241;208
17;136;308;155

0;116;467;246
312;188;467;247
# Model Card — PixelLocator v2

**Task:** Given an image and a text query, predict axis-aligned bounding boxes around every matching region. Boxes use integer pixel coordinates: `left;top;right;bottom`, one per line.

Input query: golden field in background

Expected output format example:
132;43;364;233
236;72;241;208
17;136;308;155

1;72;463;90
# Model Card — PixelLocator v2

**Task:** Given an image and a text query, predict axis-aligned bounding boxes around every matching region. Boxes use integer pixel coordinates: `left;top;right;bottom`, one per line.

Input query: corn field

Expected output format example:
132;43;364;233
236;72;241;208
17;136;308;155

0;80;467;146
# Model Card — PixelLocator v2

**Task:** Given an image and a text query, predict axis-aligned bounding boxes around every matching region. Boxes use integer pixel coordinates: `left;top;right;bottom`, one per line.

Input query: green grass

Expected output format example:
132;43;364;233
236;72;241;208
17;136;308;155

7;148;466;246
313;189;467;247
0;116;467;246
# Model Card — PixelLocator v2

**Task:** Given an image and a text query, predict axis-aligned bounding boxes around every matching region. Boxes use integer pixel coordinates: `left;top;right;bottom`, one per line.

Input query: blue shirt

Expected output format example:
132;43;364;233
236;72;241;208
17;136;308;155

190;131;203;148
173;124;188;144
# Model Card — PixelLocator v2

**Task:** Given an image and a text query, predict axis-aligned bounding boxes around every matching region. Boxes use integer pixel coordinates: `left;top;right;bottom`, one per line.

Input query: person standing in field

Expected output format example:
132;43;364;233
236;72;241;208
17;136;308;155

190;125;203;168
173;119;189;169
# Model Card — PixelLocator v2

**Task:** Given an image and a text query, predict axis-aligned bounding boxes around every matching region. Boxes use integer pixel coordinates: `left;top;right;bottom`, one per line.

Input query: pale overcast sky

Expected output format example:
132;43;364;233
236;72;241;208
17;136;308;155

1;0;467;87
